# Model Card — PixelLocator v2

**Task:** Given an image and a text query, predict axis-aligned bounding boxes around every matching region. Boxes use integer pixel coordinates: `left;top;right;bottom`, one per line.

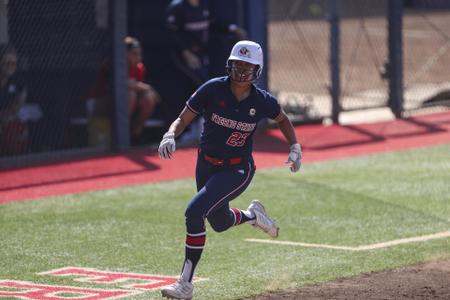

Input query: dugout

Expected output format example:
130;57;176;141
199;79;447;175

1;0;449;169
0;0;262;168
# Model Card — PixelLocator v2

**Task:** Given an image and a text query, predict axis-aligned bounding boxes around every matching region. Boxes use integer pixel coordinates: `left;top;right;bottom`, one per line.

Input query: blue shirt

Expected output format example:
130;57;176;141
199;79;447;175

167;0;210;56
187;77;284;159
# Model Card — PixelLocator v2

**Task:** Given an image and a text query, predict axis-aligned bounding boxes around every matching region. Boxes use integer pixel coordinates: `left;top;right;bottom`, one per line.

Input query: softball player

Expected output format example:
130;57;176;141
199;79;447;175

159;40;302;299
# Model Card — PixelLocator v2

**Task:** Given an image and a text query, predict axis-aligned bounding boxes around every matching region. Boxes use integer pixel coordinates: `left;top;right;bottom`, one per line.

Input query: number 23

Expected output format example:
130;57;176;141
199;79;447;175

226;132;249;147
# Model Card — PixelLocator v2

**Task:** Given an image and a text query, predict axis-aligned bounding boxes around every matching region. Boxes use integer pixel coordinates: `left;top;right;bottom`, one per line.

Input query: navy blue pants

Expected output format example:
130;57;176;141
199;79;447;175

185;154;256;233
181;153;255;282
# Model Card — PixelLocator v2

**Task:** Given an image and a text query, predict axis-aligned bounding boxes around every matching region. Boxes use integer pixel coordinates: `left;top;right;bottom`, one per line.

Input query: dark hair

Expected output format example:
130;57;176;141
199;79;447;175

124;36;141;51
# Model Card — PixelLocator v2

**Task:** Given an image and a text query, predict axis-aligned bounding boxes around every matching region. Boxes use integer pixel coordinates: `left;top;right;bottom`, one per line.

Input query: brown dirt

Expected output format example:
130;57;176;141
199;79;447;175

242;260;450;300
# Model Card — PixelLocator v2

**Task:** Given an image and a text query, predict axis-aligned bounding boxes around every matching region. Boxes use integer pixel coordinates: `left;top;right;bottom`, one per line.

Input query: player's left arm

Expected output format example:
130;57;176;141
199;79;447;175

276;111;302;172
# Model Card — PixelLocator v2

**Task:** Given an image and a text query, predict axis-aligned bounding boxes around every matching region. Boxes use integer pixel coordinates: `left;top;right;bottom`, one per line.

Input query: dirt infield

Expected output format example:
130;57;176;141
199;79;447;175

242;259;450;300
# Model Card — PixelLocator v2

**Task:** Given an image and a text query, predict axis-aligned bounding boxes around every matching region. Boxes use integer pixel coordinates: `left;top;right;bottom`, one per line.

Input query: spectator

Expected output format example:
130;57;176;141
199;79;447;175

126;37;161;143
87;36;160;145
166;0;247;143
0;44;28;155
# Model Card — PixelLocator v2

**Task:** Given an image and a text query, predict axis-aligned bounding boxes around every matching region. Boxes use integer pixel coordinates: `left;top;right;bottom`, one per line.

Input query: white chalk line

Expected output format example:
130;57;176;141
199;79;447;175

245;230;450;251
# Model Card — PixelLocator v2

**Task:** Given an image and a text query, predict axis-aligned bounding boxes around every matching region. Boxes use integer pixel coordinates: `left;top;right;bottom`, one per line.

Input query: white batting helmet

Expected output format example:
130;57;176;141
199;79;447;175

226;40;263;82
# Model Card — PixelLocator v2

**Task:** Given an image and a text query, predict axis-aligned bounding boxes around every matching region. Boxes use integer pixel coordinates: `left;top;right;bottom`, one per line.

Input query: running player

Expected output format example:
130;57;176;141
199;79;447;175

159;40;302;299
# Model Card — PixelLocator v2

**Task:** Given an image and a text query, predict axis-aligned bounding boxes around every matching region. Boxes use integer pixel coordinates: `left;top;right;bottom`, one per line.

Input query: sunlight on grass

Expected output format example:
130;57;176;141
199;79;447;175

1;144;449;299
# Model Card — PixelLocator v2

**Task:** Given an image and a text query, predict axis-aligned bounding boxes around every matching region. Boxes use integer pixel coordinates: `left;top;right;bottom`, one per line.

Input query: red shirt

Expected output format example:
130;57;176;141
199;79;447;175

89;62;146;98
129;62;145;82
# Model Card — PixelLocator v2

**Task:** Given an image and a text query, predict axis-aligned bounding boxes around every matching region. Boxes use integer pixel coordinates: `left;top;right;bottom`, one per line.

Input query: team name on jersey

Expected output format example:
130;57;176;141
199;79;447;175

211;113;256;132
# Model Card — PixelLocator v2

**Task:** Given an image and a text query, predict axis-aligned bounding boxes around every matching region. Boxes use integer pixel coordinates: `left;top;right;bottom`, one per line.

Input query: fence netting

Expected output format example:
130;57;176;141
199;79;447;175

267;0;389;122
267;0;450;122
402;4;450;111
1;1;449;168
267;0;331;123
1;0;112;162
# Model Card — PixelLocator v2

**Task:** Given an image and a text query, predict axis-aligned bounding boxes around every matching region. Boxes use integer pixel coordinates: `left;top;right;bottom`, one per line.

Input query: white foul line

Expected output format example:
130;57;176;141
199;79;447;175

245;230;450;251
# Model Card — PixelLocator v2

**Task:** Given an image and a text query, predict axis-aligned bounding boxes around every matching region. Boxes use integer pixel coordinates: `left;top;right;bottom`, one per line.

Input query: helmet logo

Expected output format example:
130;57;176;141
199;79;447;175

239;47;251;58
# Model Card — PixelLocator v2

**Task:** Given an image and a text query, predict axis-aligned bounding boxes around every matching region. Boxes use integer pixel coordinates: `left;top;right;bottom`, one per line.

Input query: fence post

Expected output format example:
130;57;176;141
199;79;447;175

111;0;129;151
244;0;268;91
388;0;404;118
329;0;341;123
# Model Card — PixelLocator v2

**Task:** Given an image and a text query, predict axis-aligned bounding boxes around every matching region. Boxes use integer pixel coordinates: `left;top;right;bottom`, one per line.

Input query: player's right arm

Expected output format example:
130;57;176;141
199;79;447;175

159;80;210;160
158;105;197;160
168;106;197;138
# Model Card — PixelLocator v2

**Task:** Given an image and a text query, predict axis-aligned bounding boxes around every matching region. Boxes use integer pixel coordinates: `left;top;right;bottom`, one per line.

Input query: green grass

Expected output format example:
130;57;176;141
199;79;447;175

1;144;449;299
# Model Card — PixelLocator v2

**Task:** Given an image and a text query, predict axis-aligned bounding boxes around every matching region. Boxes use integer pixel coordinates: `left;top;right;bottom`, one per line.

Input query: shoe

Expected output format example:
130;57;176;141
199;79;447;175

161;279;193;299
248;200;279;238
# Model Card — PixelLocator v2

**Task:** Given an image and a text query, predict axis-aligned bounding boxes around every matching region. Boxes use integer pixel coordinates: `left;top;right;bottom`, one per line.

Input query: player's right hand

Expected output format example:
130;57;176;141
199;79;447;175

158;132;176;159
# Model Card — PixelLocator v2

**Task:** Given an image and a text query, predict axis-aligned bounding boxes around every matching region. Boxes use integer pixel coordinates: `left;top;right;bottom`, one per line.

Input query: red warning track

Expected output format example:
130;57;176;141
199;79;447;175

1;111;449;204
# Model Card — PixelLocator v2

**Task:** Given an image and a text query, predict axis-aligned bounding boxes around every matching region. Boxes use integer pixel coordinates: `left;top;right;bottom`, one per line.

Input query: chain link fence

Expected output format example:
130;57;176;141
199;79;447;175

1;0;112;164
267;0;331;123
267;0;450;122
402;5;450;112
267;0;390;122
1;1;449;168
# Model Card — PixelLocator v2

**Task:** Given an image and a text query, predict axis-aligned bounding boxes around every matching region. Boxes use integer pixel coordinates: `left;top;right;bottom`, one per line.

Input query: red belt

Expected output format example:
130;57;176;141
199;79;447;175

203;153;243;166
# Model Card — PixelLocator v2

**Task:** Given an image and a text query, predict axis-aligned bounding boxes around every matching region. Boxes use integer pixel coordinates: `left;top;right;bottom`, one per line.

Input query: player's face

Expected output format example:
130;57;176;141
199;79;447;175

229;60;257;82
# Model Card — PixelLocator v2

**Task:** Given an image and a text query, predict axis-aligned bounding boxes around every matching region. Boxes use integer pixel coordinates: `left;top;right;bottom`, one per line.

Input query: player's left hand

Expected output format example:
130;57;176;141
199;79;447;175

286;143;302;172
158;132;176;160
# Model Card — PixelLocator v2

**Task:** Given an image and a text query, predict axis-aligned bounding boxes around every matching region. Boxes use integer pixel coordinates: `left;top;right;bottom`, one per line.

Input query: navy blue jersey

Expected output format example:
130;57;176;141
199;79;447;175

187;77;284;159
